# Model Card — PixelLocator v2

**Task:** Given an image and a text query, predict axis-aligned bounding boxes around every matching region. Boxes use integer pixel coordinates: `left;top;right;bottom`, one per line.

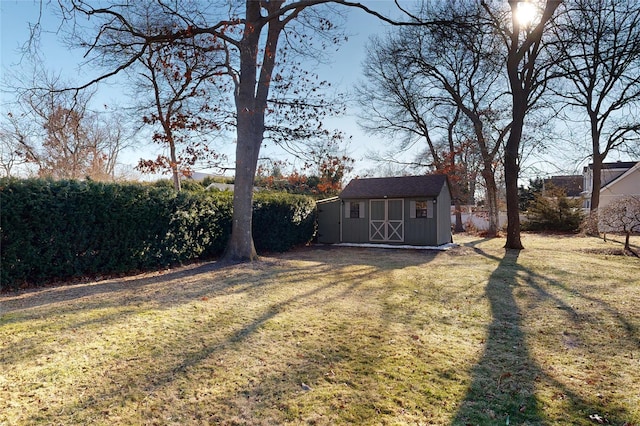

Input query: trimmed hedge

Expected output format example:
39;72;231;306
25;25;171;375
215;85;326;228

0;179;316;290
253;192;317;253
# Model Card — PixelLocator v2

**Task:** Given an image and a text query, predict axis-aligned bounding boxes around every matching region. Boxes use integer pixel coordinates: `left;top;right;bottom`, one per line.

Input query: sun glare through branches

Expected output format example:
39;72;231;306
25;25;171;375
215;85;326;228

515;1;538;26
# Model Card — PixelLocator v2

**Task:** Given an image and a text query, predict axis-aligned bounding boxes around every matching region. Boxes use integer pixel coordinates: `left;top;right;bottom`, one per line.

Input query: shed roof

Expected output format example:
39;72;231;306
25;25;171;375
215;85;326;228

340;175;448;199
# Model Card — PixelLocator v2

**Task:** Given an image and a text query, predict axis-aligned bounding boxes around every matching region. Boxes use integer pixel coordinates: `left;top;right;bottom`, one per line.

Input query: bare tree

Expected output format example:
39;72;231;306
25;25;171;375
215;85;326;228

405;3;509;237
53;0;428;262
85;110;134;180
481;0;563;249
554;0;640;214
358;35;476;232
9;73;131;180
599;195;640;254
0;113;32;177
358;1;509;236
122;7;231;191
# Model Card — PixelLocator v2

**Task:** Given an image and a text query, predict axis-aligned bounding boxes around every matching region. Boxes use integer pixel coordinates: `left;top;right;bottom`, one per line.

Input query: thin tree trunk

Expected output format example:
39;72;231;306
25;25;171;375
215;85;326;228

590;153;603;213
453;202;465;233
453;100;500;237
625;231;630;252
450;185;465;233
169;138;181;192
483;169;500;236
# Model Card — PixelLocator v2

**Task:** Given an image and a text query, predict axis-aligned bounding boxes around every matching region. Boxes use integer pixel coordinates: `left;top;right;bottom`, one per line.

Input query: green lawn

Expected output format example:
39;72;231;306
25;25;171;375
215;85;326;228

1;234;639;425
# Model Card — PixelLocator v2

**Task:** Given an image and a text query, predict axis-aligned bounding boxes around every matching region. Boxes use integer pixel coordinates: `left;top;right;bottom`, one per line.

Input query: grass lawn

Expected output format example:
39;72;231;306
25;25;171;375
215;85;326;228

1;233;639;425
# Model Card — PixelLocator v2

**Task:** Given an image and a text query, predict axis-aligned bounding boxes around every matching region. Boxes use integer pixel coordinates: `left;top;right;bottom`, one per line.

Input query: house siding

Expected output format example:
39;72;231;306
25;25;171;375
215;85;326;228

599;166;640;209
582;161;640;209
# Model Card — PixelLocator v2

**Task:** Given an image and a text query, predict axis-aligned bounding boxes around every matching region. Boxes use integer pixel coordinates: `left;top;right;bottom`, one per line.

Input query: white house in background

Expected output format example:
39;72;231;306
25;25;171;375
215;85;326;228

582;161;640;209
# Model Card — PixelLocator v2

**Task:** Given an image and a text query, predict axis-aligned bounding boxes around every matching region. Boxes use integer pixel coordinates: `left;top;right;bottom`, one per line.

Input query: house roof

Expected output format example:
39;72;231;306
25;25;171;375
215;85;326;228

601;161;640;191
544;175;583;197
340;175;448;199
583;161;638;172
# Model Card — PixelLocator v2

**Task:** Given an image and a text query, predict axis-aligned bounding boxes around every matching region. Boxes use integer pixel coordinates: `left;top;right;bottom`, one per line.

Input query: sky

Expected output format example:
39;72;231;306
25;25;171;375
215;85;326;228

0;0;404;180
1;1;633;183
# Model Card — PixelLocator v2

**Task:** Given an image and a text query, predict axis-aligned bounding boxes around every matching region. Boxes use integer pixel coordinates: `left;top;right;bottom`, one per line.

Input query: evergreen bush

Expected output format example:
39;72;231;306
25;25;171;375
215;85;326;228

522;185;584;232
1;179;315;290
252;192;317;252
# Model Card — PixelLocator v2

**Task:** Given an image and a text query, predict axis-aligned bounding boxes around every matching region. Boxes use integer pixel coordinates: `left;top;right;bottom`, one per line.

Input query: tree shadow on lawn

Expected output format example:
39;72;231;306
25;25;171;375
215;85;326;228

1;246;440;314
0;261;232;312
452;243;636;425
9;247;440;424
1;258;377;365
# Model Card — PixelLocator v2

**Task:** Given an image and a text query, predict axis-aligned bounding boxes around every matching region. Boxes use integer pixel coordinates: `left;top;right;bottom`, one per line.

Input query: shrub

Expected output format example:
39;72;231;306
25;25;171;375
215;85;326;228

148;179;205;192
252;192;317;252
1;178;316;290
0;179;227;289
522;185;584;232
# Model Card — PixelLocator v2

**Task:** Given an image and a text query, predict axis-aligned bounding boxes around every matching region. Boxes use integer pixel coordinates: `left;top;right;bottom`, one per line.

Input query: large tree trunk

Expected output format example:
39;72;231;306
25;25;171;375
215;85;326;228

221;1;281;262
221;14;262;262
453;202;465;233
448;181;465;233
504;11;526;250
504;101;525;250
587;114;603;235
586;154;603;236
588;110;603;213
502;0;562;250
504;147;522;249
223;119;261;262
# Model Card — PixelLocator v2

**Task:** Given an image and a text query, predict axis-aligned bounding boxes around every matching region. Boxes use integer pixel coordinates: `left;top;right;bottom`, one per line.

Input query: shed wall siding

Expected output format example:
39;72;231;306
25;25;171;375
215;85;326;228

404;198;438;245
342;200;370;243
322;177;453;247
436;183;452;244
317;199;341;244
341;198;441;245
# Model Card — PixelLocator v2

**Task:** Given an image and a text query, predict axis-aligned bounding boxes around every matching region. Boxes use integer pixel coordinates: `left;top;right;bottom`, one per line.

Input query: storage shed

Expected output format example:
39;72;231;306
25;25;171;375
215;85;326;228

317;175;452;246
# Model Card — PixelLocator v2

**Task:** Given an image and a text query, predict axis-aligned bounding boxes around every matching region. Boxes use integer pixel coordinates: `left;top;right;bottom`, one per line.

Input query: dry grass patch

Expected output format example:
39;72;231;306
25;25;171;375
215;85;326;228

1;233;639;425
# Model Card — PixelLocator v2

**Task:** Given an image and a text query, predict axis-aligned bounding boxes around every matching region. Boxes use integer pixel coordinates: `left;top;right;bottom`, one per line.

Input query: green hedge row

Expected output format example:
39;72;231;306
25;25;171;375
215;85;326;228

0;179;316;290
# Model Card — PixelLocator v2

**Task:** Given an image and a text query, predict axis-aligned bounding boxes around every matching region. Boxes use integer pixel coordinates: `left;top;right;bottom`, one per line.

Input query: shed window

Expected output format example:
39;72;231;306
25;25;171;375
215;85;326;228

350;203;360;218
410;200;434;219
415;201;429;218
345;201;365;218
